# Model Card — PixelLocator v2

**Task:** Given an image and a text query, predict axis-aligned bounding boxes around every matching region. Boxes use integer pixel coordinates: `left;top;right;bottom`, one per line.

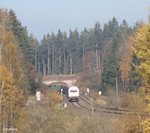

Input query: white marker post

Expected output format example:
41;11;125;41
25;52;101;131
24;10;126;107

87;88;89;95
98;91;102;99
36;91;41;101
64;103;67;108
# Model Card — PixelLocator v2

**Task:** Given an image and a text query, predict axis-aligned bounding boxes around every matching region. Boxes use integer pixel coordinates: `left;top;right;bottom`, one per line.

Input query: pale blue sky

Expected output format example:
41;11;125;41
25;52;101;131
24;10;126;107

1;0;150;40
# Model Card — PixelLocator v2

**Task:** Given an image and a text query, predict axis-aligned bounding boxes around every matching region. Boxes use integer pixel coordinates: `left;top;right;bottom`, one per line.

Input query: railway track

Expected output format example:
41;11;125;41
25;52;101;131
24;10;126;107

65;92;132;115
70;101;83;109
80;94;129;111
64;94;87;110
78;93;130;114
80;96;124;114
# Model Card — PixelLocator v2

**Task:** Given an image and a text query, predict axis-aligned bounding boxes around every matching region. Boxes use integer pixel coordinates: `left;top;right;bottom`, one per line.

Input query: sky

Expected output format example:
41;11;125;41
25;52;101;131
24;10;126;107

1;0;150;41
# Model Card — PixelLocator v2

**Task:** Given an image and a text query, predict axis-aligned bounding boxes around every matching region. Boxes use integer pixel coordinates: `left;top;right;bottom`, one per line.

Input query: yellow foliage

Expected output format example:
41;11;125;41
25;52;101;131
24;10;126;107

142;119;150;133
133;23;150;87
0;9;25;132
0;64;24;106
120;38;133;81
133;24;150;61
133;22;150;132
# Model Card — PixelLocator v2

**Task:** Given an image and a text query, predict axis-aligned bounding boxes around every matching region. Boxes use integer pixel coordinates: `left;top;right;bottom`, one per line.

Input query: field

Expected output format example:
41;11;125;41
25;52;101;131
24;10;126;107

19;91;126;133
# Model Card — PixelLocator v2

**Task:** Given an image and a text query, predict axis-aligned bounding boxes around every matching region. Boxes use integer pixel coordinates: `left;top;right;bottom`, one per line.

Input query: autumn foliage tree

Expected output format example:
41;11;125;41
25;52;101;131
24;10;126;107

0;9;26;132
132;20;150;132
120;38;133;93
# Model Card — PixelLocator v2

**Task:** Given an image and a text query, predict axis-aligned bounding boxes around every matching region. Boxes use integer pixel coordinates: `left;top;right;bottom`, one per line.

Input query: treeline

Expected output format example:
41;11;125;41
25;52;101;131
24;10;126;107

0;9;137;92
9;10;41;91
36;18;134;91
0;9;43;132
3;9;136;92
0;9;28;132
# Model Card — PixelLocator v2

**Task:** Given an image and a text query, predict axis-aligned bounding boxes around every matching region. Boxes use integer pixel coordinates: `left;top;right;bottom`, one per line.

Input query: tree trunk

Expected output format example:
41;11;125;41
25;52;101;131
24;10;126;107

34;50;37;71
47;47;50;74
82;46;85;72
37;61;41;74
59;55;61;75
98;50;101;70
42;56;46;75
70;52;73;74
96;43;98;72
52;43;55;74
63;46;66;74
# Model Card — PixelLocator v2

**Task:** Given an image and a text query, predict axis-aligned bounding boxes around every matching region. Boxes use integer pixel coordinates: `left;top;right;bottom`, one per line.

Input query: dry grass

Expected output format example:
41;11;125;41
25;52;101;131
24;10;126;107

16;90;132;133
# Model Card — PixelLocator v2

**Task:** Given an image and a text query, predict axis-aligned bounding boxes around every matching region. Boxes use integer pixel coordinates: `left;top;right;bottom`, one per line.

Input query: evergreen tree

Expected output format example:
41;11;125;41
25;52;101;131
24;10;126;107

9;10;33;62
9;10;39;92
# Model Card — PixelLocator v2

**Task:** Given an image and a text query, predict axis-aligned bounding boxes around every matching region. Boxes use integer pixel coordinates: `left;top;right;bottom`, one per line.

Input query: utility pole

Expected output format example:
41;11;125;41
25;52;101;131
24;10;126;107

116;76;119;97
90;98;94;117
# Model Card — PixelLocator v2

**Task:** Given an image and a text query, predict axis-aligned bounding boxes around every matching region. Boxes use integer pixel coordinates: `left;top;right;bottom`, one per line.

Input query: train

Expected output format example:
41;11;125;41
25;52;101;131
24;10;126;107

67;86;79;102
57;85;79;102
